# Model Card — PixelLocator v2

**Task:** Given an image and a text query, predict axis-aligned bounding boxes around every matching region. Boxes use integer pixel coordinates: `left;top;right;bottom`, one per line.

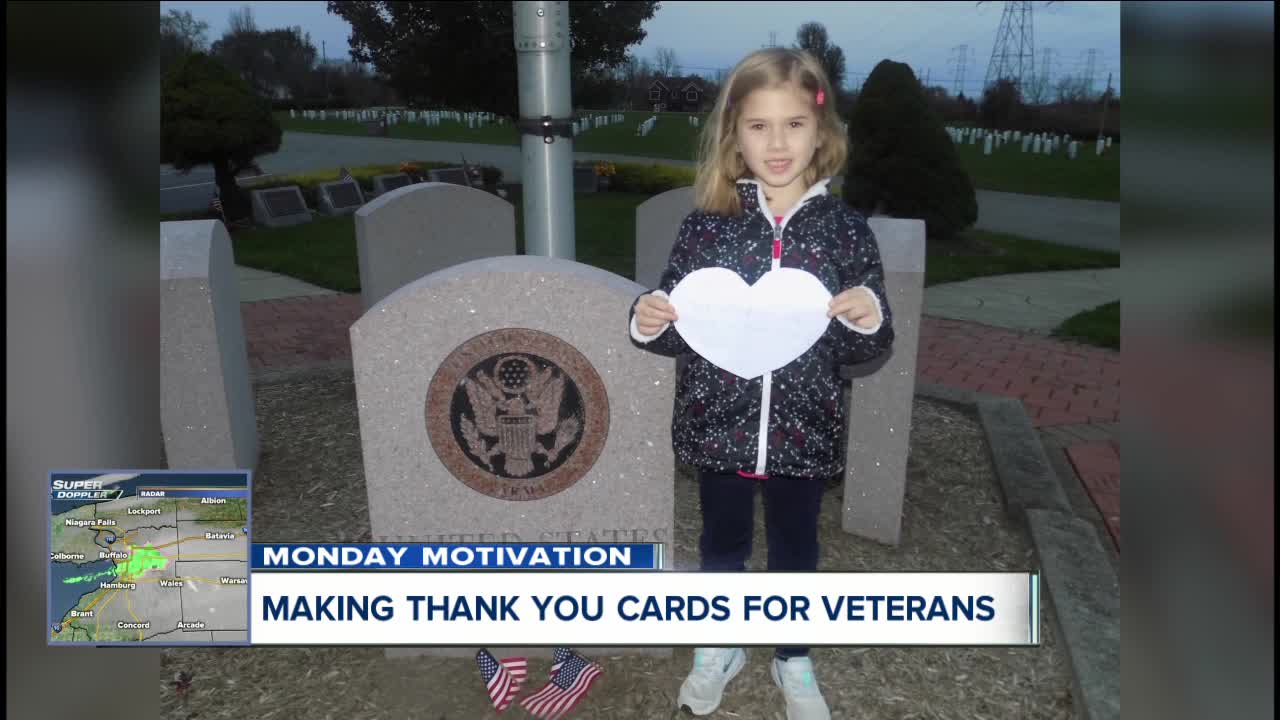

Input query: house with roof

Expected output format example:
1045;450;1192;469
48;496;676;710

636;76;713;113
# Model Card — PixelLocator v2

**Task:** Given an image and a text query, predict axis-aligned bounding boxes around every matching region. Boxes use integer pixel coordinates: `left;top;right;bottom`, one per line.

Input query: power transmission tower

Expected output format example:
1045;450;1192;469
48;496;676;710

950;44;969;97
1032;47;1054;102
1083;48;1097;96
983;1;1037;94
762;31;778;48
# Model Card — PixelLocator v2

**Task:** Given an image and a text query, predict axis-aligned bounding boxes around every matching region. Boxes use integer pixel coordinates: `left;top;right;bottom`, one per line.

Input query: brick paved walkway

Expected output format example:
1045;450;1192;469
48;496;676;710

240;295;1121;549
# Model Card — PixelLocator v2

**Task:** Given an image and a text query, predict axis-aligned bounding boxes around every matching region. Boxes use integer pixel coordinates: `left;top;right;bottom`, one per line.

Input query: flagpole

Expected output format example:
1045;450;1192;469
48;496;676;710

513;1;575;260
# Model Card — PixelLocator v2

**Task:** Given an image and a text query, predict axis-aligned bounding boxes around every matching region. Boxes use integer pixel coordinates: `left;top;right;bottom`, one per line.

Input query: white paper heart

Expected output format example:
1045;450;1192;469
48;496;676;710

669;267;833;380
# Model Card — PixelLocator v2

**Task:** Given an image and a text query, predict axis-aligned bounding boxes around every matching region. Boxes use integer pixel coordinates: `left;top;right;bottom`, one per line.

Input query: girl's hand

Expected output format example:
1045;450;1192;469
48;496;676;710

636;294;679;335
828;287;881;329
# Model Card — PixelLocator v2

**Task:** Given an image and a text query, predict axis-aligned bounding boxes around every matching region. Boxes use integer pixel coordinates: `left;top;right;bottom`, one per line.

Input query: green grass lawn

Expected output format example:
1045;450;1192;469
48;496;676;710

924;229;1119;287
951;138;1119;202
205;190;1119;294
1052;301;1120;350
223;191;650;291
230;214;364;292
275;111;1118;201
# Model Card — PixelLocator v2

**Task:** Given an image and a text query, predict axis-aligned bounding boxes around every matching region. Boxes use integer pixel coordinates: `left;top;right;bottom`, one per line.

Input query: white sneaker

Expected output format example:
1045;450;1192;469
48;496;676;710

771;656;831;720
676;647;746;715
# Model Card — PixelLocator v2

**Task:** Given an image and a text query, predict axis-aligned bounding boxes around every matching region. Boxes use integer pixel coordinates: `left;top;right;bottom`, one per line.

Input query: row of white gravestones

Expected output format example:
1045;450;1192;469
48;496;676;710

572;114;621;136
292;108;500;128
632;186;926;545
687;116;700;128
636;116;657;137
950;126;1097;160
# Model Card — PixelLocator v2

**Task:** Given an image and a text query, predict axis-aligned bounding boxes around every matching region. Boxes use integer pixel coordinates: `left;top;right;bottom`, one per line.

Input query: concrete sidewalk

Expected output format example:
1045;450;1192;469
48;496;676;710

924;268;1120;334
237;265;338;303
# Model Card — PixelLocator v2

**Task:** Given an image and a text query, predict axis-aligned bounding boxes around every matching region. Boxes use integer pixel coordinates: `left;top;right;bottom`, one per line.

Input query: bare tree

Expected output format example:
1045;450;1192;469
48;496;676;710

1022;73;1051;105
160;9;209;71
227;6;257;35
655;47;678;78
1055;75;1091;104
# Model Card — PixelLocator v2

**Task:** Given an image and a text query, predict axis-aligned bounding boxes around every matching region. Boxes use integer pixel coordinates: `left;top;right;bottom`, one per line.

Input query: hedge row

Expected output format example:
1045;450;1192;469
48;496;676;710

598;162;695;194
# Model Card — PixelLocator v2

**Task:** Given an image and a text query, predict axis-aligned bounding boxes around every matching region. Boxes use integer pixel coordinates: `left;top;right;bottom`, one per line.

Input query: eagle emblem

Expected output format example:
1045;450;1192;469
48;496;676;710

457;355;582;477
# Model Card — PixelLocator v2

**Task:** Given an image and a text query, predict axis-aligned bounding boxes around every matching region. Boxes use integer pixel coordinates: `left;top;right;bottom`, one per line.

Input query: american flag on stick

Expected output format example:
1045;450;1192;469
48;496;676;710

519;648;603;720
338;167;354;184
476;648;527;713
209;191;225;221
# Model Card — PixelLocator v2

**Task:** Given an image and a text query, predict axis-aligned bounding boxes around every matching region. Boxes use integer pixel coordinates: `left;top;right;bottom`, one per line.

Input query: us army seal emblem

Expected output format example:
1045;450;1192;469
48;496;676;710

426;329;609;501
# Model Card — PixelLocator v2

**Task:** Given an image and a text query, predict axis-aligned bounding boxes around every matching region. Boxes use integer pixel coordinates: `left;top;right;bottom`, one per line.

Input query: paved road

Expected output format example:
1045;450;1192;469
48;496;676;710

971;189;1118;252
163;132;1120;251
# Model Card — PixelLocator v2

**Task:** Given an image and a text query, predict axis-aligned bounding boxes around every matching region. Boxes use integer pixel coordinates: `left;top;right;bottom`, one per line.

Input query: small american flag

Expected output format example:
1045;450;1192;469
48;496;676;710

209;192;224;219
476;648;527;713
519;648;603;720
338;167;354;184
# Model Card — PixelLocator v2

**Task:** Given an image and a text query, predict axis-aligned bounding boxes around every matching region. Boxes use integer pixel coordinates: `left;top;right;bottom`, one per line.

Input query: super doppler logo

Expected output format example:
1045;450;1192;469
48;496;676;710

51;479;124;500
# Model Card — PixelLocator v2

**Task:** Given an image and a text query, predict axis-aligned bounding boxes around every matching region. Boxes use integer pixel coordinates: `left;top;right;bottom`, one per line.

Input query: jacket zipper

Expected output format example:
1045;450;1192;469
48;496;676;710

749;220;784;477
738;179;830;479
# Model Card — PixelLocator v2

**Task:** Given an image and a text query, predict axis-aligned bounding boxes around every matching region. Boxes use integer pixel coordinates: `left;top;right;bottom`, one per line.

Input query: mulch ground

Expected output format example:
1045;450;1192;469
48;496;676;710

160;370;1076;719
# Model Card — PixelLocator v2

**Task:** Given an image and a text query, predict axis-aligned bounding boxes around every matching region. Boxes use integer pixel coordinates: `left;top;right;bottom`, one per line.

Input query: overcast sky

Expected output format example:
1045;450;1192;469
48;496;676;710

161;1;1122;96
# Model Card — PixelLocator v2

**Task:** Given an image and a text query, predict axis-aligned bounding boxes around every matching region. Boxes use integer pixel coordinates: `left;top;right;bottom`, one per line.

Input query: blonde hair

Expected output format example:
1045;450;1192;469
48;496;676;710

693;48;848;217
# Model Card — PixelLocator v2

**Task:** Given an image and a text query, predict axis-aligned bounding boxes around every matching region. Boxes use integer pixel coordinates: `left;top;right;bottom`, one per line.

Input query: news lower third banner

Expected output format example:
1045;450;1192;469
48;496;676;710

250;543;1040;647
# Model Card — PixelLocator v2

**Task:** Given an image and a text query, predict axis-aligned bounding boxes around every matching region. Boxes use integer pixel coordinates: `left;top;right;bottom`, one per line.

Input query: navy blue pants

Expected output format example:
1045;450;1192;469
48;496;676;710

697;469;826;660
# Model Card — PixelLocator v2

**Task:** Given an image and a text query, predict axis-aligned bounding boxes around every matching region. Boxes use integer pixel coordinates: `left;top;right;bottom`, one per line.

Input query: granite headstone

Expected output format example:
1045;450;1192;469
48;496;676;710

634;186;695;289
573;166;599;193
250;186;312;228
160;220;258;470
318;180;366;216
838;216;926;545
354;182;517;312
372;173;413;196
427;167;472;187
350;255;676;659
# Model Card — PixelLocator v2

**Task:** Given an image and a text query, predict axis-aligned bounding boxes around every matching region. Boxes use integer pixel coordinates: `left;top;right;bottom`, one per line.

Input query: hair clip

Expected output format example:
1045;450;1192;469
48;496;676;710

816;90;825;106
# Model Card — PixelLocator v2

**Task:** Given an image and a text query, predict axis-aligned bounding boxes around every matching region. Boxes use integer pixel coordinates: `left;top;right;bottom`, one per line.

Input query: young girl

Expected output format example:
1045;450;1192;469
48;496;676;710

628;48;895;720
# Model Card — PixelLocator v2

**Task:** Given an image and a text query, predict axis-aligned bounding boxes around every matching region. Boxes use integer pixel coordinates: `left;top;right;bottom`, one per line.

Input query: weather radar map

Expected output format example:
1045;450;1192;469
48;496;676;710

49;471;250;645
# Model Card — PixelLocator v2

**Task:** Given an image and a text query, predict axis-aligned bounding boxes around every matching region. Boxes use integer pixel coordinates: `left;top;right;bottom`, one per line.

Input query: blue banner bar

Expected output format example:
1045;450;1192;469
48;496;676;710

251;543;662;570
